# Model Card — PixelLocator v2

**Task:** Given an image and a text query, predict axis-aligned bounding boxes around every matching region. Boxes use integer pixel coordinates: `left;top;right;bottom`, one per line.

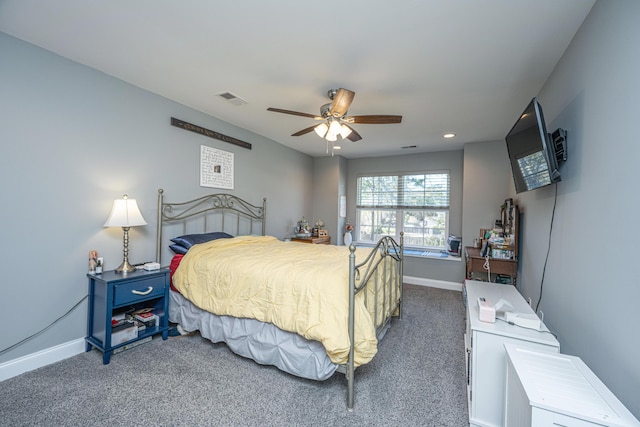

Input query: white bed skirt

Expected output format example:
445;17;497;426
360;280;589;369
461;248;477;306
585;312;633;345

169;290;338;381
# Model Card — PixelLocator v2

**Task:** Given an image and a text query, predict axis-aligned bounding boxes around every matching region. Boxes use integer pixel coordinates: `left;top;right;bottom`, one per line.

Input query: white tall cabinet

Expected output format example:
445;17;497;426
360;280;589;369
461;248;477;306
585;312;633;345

465;280;560;427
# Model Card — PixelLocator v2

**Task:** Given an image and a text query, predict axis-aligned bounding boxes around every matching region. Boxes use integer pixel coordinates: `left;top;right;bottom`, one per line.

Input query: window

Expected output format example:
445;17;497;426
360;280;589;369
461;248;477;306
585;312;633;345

355;172;450;249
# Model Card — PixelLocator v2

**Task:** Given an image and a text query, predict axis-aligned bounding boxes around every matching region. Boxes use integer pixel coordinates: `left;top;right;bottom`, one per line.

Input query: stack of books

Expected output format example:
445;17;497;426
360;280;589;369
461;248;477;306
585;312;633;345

132;309;158;330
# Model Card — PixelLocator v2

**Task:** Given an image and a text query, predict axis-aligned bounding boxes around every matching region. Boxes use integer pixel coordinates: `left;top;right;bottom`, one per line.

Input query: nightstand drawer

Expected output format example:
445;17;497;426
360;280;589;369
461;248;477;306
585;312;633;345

113;276;167;306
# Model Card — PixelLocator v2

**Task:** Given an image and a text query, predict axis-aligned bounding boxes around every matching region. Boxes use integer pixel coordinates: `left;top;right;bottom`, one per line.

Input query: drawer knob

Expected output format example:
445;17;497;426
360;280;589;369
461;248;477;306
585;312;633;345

131;286;153;295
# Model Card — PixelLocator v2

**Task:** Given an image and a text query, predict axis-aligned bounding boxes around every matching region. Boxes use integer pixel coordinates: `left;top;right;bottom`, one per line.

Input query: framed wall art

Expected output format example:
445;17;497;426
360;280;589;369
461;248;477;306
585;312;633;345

200;145;234;190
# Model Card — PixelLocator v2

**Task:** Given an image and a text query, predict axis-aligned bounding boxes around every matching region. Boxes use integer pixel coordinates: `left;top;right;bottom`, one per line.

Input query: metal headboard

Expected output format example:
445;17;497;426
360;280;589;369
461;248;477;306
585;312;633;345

155;188;266;264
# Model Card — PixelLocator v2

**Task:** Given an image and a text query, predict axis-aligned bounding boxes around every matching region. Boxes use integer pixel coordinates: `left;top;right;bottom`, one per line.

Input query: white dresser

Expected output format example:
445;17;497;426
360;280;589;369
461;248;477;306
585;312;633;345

504;344;640;427
465;280;560;427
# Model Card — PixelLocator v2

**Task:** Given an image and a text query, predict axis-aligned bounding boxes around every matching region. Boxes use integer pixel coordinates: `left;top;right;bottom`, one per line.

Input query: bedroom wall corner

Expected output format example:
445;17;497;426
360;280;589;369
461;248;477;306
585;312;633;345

312;156;347;245
461;140;513;251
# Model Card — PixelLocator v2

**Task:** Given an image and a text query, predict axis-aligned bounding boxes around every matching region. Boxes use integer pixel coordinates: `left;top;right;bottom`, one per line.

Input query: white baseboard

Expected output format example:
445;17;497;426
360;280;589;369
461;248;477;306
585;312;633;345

0;279;459;382
0;338;86;382
404;275;463;292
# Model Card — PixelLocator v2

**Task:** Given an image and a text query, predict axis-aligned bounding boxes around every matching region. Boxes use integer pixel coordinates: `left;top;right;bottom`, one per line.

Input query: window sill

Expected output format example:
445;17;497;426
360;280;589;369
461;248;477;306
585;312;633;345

354;244;461;261
404;251;462;262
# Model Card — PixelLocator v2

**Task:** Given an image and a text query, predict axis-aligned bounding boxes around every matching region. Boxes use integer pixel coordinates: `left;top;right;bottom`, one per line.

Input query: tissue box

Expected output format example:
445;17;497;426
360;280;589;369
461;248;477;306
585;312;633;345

477;297;496;323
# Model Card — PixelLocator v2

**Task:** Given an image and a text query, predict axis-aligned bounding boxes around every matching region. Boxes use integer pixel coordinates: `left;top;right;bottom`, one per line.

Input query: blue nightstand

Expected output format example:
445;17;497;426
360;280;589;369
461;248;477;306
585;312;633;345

85;268;170;364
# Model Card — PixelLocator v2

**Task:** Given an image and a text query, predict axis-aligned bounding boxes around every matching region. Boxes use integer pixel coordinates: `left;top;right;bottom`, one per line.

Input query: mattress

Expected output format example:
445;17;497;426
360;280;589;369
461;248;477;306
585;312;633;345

172;235;380;366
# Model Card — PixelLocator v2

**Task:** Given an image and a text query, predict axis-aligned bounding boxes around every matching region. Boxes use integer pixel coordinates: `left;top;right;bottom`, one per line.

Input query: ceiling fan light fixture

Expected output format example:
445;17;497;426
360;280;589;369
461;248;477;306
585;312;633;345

339;124;352;139
325;131;338;142
314;123;328;138
328;120;342;136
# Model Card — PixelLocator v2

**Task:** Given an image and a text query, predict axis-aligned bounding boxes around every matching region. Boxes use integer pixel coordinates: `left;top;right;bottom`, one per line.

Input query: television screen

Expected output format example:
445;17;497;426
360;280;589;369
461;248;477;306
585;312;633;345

505;98;560;193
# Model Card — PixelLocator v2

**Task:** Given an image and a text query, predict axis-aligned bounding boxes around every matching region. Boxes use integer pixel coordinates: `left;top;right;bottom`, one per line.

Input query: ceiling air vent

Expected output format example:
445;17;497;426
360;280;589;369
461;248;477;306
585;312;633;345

217;91;248;106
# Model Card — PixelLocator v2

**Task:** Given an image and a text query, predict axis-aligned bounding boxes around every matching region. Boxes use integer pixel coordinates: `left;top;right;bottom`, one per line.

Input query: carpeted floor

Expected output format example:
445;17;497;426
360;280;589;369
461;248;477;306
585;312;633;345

0;284;469;426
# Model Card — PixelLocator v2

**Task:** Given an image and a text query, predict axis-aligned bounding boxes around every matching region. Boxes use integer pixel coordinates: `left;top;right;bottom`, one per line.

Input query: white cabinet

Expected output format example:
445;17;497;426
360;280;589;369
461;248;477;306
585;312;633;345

504;344;640;427
465;280;560;427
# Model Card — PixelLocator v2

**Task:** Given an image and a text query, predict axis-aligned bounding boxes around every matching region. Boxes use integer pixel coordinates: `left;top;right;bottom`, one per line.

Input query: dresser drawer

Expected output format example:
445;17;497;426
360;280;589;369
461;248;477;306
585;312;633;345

113;275;167;306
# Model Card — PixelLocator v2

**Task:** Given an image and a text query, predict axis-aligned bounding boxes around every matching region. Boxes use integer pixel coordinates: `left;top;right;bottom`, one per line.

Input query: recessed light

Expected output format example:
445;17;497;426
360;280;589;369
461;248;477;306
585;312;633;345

333;145;342;150
443;133;456;139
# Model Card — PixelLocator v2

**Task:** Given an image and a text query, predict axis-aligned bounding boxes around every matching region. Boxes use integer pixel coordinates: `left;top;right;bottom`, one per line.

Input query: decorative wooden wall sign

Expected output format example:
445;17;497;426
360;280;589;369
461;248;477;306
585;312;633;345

171;117;252;150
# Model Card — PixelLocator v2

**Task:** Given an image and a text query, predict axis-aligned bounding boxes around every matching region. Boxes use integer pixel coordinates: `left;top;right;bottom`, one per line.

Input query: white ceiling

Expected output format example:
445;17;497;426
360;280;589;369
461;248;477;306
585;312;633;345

0;0;595;158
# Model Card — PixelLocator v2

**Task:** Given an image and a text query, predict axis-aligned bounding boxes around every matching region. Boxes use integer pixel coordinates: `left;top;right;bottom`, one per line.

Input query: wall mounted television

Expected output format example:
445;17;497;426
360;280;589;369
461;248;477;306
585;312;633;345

505;97;566;194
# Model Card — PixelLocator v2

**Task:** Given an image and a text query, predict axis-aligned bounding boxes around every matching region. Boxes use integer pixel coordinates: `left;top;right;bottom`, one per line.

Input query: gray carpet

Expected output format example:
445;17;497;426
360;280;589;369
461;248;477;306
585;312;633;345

0;284;469;426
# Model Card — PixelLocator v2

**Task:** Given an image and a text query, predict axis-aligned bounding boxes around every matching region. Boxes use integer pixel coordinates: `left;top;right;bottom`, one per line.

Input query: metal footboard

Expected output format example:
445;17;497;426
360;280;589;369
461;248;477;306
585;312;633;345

345;233;404;410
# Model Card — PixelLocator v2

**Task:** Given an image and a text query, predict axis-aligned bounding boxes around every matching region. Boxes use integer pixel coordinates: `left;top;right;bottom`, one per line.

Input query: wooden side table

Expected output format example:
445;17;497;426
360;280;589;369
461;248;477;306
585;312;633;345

465;246;517;285
291;236;331;245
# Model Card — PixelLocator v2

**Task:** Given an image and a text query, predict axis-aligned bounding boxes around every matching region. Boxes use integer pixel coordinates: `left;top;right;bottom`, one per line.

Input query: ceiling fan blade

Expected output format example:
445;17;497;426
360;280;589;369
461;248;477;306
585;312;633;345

267;107;321;120
347;115;403;124
329;88;355;118
291;125;317;137
345;125;362;142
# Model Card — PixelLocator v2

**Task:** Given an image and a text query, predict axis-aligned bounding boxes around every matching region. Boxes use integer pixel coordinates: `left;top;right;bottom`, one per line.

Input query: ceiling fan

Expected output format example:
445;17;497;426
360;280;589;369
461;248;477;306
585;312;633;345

267;88;402;147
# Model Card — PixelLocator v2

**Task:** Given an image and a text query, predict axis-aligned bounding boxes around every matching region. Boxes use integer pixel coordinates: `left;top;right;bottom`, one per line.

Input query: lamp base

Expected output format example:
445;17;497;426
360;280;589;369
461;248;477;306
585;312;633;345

115;226;136;273
115;259;136;273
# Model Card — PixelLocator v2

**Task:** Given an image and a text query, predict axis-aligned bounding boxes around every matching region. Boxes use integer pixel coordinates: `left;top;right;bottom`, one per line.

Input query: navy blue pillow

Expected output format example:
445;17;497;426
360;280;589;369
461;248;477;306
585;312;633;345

169;244;188;255
170;231;233;249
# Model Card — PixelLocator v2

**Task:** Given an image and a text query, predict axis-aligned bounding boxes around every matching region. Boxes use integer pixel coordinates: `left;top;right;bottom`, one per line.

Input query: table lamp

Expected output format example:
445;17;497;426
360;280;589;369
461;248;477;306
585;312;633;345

104;194;147;273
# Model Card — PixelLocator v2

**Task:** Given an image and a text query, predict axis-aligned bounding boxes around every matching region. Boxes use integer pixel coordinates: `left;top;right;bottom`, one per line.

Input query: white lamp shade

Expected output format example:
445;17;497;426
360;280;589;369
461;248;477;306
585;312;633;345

340;124;352;139
328;120;342;136
104;195;147;227
314;123;328;138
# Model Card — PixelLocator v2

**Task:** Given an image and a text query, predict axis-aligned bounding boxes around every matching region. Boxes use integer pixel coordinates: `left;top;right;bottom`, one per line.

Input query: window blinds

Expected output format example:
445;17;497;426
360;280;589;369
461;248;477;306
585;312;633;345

356;173;450;209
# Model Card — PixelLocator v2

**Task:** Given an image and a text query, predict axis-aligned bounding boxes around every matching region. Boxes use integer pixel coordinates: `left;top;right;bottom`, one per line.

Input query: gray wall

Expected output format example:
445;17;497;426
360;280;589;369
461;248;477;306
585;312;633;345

0;33;313;363
519;1;639;416
346;150;465;282
464;1;639;417
462;140;513;251
311;156;345;244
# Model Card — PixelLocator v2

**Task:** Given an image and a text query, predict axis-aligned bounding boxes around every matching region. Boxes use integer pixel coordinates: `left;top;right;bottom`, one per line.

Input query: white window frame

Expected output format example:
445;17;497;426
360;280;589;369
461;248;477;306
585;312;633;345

355;171;451;250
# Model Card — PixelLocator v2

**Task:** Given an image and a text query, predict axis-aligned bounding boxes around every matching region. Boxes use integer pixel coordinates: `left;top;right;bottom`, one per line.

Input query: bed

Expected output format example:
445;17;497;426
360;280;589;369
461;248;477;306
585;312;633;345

155;189;403;410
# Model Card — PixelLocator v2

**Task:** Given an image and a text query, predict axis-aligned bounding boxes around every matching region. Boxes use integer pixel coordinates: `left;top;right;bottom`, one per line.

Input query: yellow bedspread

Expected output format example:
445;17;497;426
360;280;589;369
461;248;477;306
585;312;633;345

172;235;378;366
